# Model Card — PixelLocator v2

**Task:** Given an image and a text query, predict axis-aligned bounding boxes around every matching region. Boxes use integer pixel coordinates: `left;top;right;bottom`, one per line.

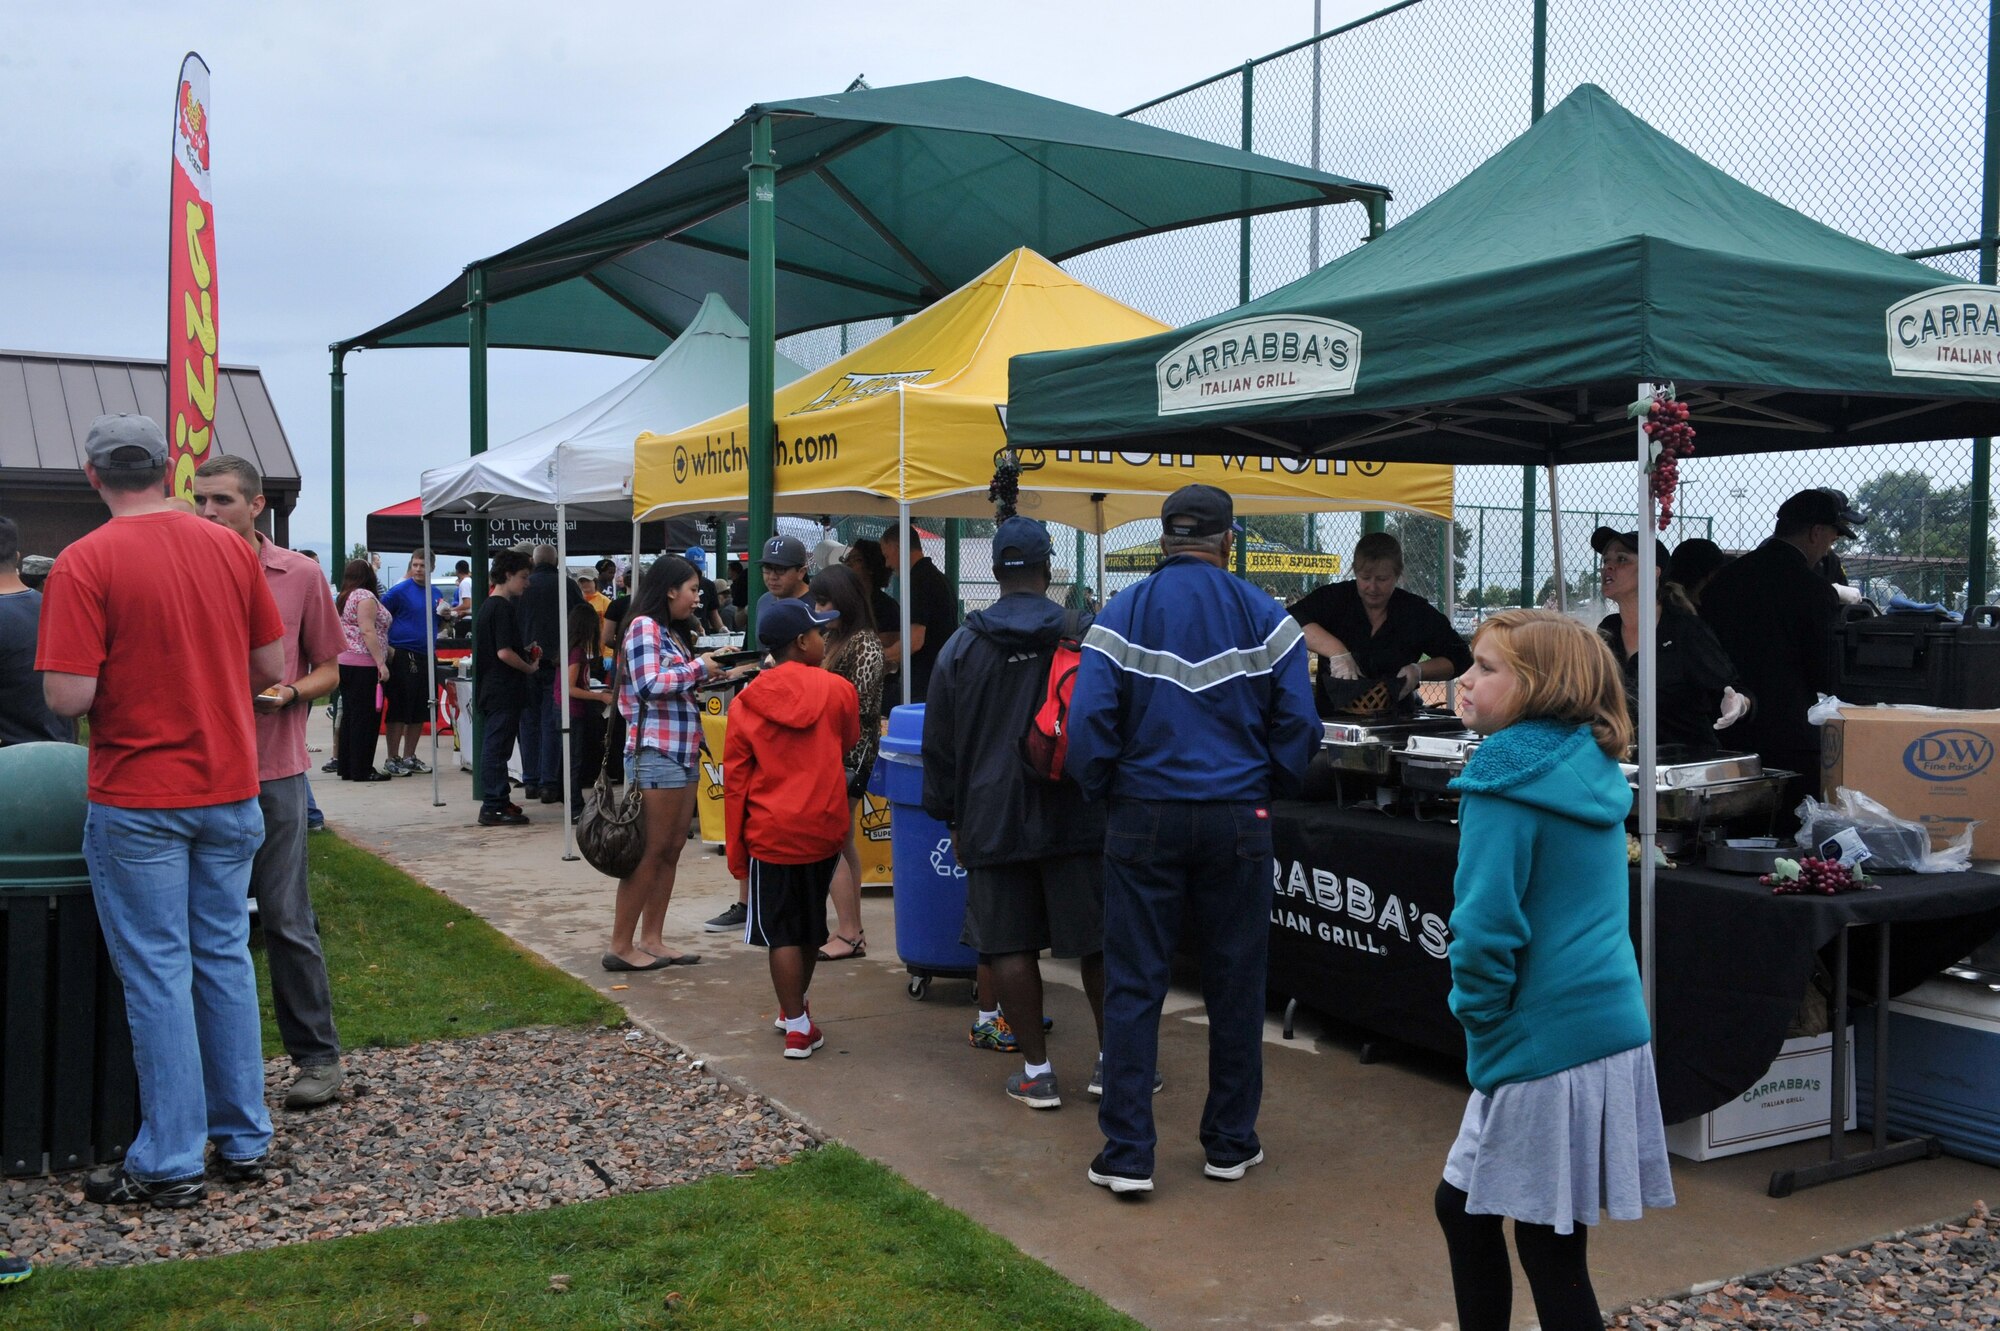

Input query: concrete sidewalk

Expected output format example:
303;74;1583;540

313;729;1998;1331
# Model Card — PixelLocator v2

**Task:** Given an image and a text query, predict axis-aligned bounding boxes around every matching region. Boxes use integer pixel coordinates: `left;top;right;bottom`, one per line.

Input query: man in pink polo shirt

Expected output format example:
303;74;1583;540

193;455;347;1110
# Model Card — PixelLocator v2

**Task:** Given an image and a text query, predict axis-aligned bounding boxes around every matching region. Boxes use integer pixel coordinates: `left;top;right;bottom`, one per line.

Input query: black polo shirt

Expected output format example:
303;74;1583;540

1288;582;1470;714
1599;605;1741;755
904;555;958;705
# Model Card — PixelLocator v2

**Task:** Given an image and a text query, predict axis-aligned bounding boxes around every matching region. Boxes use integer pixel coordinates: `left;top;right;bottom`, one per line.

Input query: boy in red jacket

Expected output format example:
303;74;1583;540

726;600;861;1058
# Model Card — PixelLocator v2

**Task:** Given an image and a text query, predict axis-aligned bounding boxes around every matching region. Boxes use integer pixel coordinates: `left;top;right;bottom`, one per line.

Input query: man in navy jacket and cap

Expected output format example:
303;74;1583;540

922;517;1107;1113
1065;484;1319;1195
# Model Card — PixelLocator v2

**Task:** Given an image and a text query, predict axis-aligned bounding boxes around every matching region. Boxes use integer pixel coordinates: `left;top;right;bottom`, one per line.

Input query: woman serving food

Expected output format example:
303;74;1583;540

1288;531;1471;715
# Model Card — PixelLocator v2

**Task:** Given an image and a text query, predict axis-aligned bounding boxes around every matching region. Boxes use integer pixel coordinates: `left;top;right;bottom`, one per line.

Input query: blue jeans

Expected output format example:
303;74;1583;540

84;799;273;1182
1098;797;1274;1178
520;672;561;789
481;705;522;814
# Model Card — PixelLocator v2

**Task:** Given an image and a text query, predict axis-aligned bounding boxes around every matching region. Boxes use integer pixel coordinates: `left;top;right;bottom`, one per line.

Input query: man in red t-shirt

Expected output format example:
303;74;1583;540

37;415;285;1210
194;453;348;1111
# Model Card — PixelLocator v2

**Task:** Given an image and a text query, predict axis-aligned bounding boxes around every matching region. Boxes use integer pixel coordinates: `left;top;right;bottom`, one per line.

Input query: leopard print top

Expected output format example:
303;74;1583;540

824;629;885;771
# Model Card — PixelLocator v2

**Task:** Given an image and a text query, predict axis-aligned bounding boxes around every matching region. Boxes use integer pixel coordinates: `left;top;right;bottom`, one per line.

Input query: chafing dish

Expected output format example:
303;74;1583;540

1305;712;1468;805
1391;732;1483;813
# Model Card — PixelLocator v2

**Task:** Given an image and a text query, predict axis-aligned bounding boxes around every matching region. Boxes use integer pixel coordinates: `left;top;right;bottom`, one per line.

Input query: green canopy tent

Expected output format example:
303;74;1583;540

1007;85;2000;1192
331;75;1393;581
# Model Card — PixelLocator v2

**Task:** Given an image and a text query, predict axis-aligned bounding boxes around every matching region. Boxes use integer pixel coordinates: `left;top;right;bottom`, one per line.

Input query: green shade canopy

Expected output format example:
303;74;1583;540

340;77;1390;356
1006;84;2000;464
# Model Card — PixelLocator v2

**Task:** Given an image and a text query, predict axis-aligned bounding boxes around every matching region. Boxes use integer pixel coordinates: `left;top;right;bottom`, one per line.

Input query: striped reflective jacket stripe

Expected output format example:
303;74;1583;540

1081;616;1304;693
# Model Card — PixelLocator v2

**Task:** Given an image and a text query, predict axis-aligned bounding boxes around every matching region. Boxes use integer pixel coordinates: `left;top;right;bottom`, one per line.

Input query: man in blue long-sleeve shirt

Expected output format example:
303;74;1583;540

1065;484;1319;1196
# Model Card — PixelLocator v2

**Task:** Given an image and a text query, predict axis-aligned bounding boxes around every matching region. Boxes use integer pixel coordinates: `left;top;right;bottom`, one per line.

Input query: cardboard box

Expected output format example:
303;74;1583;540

1821;708;2000;858
1665;1029;1857;1161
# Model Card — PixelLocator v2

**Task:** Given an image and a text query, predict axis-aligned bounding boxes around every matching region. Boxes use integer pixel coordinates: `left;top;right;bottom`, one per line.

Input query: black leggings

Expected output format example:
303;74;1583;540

1434;1179;1603;1331
337;663;382;779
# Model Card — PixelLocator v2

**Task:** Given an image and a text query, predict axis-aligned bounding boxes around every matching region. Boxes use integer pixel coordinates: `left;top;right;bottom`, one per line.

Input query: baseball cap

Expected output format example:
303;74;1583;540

762;534;808;568
1589;526;1671;567
1669;537;1730;589
1776;488;1865;538
1161;483;1232;538
756;597;837;649
992;516;1052;568
84;414;169;470
684;545;708;570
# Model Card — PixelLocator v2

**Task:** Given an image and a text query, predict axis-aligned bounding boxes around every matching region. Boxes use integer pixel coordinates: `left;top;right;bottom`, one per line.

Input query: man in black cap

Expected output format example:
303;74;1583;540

757;534;812;619
1064;483;1319;1195
1700;488;1864;817
922;517;1107;1111
879;522;958;705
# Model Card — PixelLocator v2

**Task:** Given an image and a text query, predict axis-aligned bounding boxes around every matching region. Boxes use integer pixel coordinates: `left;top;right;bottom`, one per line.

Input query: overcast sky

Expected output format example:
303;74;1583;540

4;1;1378;556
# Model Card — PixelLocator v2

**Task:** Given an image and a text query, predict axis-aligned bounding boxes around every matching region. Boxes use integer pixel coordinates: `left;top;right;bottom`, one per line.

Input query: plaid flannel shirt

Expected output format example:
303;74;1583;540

618;616;708;765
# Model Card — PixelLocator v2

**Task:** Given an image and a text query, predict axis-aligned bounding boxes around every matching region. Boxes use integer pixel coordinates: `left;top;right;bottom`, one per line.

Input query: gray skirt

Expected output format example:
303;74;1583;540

1443;1042;1676;1235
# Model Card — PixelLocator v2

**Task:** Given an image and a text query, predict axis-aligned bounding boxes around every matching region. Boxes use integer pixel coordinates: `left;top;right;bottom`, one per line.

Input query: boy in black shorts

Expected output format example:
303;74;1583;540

724;600;860;1058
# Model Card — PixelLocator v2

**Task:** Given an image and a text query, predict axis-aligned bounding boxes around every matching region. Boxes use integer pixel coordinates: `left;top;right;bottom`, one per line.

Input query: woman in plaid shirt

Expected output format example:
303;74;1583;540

604;555;743;971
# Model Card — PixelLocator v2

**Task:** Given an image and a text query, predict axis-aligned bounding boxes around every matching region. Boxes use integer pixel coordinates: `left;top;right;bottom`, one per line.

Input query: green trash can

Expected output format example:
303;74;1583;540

0;742;139;1175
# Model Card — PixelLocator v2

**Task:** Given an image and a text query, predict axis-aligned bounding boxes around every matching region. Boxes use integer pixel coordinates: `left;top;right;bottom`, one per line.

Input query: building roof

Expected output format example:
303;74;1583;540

0;349;300;489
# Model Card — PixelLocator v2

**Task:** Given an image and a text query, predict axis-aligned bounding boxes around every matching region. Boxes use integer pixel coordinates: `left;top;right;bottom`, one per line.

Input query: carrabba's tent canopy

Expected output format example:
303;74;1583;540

1007;83;2000;465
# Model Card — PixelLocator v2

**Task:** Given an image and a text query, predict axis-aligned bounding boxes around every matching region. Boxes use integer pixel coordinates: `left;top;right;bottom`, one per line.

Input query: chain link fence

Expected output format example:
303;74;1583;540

780;0;1996;617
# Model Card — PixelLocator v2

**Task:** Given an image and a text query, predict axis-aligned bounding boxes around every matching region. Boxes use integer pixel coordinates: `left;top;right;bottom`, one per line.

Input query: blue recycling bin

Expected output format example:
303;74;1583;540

880;704;978;997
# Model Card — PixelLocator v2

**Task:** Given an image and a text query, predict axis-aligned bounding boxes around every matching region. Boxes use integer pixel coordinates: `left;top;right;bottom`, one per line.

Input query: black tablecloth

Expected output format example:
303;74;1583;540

1268;802;2000;1123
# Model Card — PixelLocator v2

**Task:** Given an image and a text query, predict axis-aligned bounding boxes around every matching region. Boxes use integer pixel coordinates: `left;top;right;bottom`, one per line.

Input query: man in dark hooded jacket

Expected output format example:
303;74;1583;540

922;517;1106;1112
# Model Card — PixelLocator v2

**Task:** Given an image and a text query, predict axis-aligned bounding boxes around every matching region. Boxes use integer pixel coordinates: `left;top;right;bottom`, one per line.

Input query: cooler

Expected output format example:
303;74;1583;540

1855;979;2000;1167
1830;608;2000;709
880;704;977;998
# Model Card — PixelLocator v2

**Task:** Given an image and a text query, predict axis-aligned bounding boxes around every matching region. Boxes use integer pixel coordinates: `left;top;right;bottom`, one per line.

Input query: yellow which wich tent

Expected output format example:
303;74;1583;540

633;249;1451;530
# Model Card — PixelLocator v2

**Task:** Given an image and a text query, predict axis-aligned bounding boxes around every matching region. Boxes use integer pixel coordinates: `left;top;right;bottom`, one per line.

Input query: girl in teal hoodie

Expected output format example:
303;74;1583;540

1437;609;1674;1331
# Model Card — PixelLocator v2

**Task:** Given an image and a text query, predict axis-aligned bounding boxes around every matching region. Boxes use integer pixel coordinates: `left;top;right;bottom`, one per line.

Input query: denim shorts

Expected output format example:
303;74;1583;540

630;746;694;790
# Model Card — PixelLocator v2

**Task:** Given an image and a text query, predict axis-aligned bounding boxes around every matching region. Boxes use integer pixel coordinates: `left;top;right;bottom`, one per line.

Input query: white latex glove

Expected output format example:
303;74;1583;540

1832;582;1863;605
1396;664;1423;700
1326;652;1361;680
1714;686;1751;731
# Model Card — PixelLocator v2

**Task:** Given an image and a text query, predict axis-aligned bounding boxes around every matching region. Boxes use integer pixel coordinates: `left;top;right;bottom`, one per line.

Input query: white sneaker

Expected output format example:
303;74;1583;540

1202;1148;1264;1181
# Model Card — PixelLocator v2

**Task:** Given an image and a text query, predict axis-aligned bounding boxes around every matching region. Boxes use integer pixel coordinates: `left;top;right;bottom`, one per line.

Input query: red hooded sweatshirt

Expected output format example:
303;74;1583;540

724;661;860;879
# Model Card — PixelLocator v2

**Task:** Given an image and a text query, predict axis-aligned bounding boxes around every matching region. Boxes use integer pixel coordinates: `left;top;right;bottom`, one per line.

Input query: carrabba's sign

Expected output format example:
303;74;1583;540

1156;315;1360;415
1887;284;2000;381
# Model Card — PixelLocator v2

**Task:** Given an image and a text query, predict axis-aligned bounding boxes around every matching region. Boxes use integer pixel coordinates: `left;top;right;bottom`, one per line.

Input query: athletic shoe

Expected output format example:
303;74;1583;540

382;758;408;776
401;756;430;774
284;1062;344;1109
1085;1053;1163;1099
703;902;747;933
0;1249;31;1286
1203;1148;1265;1181
783;1022;825;1059
321;759;339;773
478;809;531;827
1005;1068;1062;1109
218;1153;268;1184
84;1166;204;1209
306;816;326;832
968;1015;1018;1052
1086;1150;1153;1195
774;1000;810;1032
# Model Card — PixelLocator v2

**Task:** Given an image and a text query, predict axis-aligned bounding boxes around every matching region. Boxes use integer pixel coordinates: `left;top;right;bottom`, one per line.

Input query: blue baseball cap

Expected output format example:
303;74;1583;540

685;545;708;570
757;598;837;649
992;516;1053;568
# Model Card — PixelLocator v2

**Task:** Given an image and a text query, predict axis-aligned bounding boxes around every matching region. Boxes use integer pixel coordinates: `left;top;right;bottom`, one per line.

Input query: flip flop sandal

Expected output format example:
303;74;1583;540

817;933;867;961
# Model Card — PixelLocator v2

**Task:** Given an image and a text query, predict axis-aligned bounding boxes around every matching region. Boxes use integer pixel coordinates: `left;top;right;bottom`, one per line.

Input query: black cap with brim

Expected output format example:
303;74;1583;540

1776;488;1865;538
756;598;837;649
1589;526;1672;567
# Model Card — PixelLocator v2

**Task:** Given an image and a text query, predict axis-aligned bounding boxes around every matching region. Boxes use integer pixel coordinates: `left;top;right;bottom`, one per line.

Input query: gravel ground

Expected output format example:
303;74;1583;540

2;1026;817;1270
1609;1201;2000;1329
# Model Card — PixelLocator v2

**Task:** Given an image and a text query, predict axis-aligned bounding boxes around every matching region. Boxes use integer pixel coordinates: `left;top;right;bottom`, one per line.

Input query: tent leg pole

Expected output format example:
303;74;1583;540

1443;515;1456;712
745;113;777;644
426;519;442;808
330;346;347;571
899;503;913;711
467;267;490;802
632;520;642;593
1095;497;1107;604
1546;459;1566;613
558;501;577;863
1636;381;1658;1027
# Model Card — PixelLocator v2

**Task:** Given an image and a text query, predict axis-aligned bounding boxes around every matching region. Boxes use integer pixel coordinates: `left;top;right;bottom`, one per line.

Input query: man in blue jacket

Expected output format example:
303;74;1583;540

923;517;1106;1112
1066;484;1319;1195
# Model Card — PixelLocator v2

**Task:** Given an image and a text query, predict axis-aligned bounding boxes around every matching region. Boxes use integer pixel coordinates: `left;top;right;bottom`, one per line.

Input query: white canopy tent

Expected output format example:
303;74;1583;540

415;294;808;856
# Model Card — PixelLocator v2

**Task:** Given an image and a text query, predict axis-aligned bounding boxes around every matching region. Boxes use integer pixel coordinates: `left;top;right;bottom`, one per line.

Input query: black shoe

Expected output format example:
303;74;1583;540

85;1166;204;1209
321;760;339;773
522;784;544;801
218;1154;268;1184
478;808;531;826
1086;1150;1153;1195
539;789;564;804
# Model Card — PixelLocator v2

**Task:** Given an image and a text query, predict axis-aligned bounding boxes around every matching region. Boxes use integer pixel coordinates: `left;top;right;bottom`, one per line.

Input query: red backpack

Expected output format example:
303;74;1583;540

1021;610;1086;782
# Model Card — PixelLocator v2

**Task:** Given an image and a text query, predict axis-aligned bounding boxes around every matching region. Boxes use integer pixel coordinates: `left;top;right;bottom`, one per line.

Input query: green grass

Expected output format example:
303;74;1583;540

251;832;621;1052
3;1145;1142;1331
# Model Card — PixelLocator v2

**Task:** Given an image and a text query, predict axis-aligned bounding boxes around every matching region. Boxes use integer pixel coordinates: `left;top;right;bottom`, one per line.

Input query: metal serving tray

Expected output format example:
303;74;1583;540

1619;750;1764;790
